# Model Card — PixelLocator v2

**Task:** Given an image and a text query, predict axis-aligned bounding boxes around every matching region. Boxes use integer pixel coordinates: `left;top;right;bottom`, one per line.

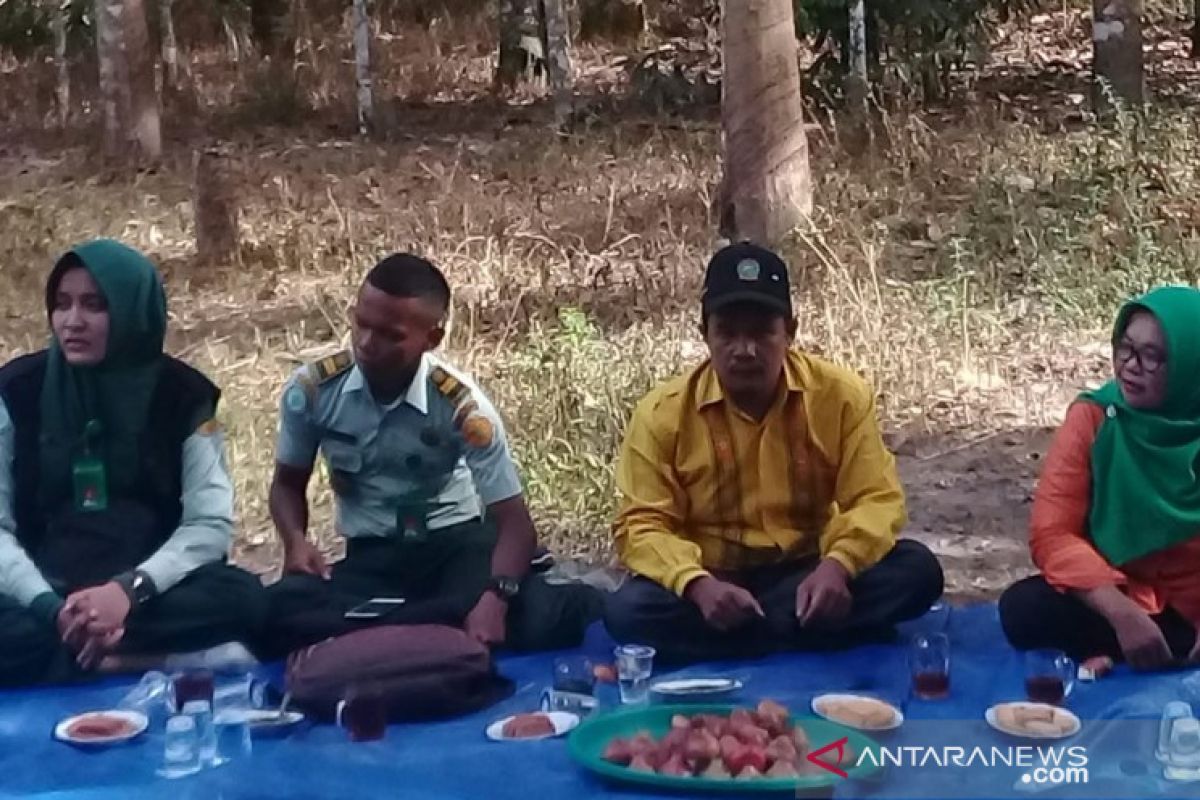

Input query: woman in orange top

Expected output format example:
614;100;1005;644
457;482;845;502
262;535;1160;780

999;286;1200;670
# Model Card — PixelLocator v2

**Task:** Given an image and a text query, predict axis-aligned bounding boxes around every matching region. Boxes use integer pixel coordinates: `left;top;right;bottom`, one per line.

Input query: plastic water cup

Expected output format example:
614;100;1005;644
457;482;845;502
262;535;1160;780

118;671;172;724
214;709;253;763
158;715;201;779
181;700;218;766
614;644;655;705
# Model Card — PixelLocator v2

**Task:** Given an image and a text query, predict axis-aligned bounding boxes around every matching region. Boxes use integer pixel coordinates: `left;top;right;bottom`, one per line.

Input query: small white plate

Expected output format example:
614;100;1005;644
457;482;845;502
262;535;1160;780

650;677;743;699
54;710;148;747
811;693;904;731
986;703;1081;740
486;711;579;742
227;708;306;738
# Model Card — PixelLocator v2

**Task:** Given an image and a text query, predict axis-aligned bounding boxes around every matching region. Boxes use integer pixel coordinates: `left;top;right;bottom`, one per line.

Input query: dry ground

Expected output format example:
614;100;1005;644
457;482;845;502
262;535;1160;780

1;5;1198;600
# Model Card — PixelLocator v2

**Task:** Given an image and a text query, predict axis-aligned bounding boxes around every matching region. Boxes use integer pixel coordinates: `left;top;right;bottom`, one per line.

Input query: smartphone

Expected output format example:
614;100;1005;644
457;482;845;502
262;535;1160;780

344;597;407;620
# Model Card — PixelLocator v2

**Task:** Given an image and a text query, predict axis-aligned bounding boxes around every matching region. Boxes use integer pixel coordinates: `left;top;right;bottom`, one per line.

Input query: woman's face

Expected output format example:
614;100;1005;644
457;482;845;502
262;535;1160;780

1114;310;1169;411
51;267;109;366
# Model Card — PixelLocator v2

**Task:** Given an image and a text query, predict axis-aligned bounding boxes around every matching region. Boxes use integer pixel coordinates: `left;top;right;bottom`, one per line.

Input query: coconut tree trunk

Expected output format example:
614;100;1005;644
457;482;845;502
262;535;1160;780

1092;0;1144;109
717;0;813;245
542;0;573;123
123;0;162;160
352;0;373;133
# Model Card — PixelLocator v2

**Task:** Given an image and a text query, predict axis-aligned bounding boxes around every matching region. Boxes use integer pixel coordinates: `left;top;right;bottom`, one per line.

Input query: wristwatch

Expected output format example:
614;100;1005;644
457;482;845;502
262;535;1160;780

486;576;521;601
114;570;157;608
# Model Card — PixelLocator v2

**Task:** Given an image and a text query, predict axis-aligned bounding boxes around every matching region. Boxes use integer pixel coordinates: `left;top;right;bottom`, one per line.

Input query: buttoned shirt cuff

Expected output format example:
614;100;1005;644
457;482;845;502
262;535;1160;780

670;566;712;598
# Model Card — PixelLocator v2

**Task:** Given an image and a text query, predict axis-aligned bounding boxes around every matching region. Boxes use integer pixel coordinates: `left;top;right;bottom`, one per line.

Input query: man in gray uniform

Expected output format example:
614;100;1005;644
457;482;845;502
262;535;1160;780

261;254;599;655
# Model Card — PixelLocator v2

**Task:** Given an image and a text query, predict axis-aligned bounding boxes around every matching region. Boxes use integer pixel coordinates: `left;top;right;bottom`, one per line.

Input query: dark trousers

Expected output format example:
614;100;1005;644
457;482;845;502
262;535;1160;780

999;575;1197;661
0;563;268;688
603;539;944;664
259;520;602;658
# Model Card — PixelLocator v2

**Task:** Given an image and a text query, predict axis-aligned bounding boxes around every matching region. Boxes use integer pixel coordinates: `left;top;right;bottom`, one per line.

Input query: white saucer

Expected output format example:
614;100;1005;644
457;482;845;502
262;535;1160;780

986;702;1081;740
486;711;579;741
811;693;904;731
54;710;148;747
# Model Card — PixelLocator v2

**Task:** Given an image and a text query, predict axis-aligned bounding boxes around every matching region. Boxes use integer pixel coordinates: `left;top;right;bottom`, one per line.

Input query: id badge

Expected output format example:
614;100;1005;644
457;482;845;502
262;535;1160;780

396;500;430;542
72;453;108;512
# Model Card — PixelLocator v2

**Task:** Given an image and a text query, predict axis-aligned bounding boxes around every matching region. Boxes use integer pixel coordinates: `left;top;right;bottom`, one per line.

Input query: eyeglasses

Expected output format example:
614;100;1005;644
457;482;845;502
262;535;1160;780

1114;342;1166;374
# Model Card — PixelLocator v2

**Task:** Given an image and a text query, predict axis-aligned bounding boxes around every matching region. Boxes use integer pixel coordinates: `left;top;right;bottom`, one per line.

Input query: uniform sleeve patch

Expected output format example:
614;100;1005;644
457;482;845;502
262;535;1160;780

286;385;309;413
461;414;495;449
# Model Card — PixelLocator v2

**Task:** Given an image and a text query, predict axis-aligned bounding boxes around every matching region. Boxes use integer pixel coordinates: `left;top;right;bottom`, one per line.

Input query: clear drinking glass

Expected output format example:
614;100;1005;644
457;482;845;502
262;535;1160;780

614;644;655;705
909;633;951;700
158;715;201;779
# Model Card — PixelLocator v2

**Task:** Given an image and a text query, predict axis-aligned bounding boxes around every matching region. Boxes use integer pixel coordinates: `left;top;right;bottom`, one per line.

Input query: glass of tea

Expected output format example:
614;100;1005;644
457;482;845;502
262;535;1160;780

337;683;387;742
909;633;951;700
1024;649;1075;705
553;656;596;695
172;668;214;712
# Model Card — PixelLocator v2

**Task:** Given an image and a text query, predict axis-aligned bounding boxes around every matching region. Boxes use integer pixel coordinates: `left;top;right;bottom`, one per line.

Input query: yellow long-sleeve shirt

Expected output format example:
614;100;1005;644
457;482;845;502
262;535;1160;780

614;350;906;596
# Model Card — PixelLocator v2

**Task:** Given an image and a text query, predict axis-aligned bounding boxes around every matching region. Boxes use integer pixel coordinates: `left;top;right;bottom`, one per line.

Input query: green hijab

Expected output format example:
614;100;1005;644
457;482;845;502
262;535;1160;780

1081;285;1200;566
39;239;170;500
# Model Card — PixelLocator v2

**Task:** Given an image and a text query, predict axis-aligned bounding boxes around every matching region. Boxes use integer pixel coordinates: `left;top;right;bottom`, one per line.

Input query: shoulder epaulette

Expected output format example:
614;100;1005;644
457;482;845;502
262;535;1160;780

430;366;472;408
310;351;354;384
430;365;495;447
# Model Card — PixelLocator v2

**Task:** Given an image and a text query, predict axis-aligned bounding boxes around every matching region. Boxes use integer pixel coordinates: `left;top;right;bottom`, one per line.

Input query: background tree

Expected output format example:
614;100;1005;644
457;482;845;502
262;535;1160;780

1092;0;1144;109
123;0;161;160
542;0;573;123
717;0;813;246
496;0;545;89
352;0;372;133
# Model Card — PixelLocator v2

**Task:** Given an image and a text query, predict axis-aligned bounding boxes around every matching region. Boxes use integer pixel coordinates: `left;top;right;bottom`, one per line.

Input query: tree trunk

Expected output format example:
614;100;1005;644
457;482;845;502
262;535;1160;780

1193;0;1199;59
53;0;70;127
717;0;813;246
542;0;573;123
1092;0;1144;110
251;0;295;65
123;0;162;161
579;0;645;42
352;0;373;133
194;148;240;267
496;0;545;90
160;0;180;89
843;0;869;151
94;1;130;159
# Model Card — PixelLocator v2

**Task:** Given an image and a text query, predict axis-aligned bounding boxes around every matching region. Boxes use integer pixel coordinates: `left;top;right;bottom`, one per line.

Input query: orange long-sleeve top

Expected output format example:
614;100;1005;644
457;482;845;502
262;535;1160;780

1031;400;1200;622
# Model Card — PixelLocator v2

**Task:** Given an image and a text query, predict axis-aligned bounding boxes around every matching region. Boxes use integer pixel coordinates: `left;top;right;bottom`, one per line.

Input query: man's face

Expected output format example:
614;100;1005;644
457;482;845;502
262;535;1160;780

351;283;444;389
703;303;794;399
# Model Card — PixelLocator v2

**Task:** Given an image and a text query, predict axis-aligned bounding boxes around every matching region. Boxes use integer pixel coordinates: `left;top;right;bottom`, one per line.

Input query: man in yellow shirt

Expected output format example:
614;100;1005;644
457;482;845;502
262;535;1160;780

605;243;943;662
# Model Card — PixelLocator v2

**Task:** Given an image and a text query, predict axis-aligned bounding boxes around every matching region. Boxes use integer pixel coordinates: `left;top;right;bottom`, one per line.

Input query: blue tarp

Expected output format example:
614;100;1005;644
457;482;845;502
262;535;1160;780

2;603;1199;799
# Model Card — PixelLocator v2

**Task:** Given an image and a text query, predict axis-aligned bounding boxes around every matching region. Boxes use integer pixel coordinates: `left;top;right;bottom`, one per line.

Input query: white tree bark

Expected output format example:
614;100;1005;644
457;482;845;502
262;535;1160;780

542;0;573;123
53;0;70;126
94;0;129;158
352;0;373;134
846;0;868;108
123;0;162;160
160;0;180;89
718;0;813;246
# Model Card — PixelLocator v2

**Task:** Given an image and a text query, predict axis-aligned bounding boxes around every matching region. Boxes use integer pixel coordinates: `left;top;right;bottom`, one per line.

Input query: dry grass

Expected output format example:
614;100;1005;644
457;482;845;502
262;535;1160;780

1;7;1198;587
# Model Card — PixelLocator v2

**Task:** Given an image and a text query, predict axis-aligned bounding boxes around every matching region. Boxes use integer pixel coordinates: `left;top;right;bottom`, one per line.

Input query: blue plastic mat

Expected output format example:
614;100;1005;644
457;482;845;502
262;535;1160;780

2;603;1199;799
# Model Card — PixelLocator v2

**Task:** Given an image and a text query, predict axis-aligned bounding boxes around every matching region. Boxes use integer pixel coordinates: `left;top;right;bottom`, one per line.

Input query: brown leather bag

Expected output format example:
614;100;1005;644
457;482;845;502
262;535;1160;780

285;624;514;721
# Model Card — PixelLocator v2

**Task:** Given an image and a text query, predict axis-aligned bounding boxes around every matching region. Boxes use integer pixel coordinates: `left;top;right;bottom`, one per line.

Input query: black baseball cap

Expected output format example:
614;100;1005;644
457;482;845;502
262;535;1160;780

701;242;793;318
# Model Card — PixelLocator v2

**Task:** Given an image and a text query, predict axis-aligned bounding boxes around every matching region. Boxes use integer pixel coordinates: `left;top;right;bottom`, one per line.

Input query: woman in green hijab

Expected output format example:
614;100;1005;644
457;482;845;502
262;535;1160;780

0;240;266;686
1000;286;1200;671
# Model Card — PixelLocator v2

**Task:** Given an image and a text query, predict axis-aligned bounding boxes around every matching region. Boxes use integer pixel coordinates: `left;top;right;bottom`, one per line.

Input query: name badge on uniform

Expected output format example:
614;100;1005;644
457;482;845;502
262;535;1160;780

72;421;108;512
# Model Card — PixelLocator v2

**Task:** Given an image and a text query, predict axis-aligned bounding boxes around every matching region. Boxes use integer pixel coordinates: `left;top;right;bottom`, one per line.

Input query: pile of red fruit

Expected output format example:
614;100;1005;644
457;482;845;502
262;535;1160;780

600;700;833;780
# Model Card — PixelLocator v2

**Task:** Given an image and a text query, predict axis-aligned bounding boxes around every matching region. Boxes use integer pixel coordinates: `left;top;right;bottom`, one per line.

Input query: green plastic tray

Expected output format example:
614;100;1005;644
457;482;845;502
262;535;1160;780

567;703;883;794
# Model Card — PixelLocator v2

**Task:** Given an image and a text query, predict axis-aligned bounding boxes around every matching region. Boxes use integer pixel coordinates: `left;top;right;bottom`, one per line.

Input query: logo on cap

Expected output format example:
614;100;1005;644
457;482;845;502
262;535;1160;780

736;259;761;281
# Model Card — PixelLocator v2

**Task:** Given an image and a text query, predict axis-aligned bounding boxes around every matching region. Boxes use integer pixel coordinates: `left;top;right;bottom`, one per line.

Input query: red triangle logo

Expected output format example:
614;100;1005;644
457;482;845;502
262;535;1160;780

806;736;850;779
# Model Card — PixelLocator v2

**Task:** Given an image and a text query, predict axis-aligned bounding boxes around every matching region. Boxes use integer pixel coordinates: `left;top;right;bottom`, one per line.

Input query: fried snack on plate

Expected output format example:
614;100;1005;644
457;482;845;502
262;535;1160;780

819;696;896;729
501;713;556;739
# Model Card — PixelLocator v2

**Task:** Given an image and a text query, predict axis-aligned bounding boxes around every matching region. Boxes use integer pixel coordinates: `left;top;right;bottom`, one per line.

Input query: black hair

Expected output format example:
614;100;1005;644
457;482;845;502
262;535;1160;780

365;253;451;316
